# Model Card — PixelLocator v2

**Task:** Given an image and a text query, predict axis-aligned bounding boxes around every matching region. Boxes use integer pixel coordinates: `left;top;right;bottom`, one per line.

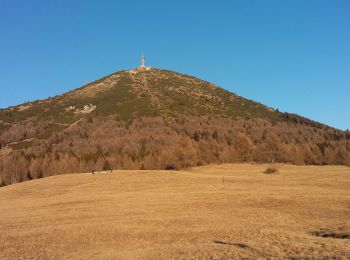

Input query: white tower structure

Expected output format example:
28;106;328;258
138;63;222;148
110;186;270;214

137;52;150;70
140;53;145;68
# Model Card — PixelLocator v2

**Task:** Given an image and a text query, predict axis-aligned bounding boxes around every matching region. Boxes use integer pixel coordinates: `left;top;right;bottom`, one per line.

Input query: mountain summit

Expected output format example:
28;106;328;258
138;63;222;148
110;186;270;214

0;65;349;185
1;67;284;122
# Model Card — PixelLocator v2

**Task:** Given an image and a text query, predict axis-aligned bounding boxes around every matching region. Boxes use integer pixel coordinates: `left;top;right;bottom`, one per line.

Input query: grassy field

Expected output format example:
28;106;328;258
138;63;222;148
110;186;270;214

0;163;349;259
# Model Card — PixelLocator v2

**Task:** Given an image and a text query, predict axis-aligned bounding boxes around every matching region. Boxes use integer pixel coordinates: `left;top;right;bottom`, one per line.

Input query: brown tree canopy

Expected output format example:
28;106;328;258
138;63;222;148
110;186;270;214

1;115;349;186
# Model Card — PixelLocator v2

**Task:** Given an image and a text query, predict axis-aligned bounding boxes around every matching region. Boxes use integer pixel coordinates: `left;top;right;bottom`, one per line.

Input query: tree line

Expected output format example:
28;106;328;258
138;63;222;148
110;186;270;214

1;115;349;186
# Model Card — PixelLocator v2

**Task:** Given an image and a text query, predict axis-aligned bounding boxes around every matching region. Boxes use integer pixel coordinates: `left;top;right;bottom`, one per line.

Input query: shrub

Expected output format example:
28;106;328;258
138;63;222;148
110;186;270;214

263;166;278;174
164;165;175;170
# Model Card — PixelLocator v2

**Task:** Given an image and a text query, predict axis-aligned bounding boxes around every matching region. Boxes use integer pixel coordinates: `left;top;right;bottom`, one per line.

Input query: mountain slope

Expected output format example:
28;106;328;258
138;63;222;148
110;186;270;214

0;68;283;123
0;67;349;185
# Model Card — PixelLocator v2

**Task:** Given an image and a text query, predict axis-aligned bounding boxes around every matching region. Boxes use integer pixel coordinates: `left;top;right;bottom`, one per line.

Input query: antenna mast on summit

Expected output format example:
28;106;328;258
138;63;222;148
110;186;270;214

140;53;145;68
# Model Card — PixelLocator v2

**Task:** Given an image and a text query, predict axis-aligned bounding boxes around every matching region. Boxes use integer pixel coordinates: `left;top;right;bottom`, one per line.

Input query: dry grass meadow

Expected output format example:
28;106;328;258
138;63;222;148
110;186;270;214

0;163;349;259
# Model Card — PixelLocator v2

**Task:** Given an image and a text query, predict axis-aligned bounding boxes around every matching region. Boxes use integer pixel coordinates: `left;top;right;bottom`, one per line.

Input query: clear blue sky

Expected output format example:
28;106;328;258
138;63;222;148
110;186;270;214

0;0;349;130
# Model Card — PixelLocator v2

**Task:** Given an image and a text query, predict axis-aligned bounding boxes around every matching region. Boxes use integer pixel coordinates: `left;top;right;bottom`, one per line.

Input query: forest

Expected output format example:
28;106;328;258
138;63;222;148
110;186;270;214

1;115;349;186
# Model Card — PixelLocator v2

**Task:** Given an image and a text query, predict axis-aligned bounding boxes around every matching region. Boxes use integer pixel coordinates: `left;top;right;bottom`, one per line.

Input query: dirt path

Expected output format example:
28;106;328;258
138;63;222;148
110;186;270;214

63;118;83;131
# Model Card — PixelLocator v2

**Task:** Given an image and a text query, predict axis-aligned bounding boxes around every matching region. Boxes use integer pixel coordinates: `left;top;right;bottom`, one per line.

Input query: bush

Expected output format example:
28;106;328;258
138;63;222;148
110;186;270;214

263;166;278;174
164;165;175;170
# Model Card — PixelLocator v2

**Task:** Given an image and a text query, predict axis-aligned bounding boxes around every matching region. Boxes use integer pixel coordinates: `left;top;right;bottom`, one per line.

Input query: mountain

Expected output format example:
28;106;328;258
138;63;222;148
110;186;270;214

0;66;349;185
1;68;282;123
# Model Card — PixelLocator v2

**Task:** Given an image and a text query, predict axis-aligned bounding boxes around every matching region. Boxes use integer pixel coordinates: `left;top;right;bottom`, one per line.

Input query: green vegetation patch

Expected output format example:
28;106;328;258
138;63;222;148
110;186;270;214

91;74;155;120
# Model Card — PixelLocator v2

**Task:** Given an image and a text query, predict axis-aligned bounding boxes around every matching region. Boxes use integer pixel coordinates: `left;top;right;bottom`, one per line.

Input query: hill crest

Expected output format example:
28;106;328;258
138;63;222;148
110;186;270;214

1;67;281;121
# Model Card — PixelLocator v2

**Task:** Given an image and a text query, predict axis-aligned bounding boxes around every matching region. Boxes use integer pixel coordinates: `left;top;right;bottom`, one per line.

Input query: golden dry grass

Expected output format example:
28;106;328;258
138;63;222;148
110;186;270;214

0;163;349;259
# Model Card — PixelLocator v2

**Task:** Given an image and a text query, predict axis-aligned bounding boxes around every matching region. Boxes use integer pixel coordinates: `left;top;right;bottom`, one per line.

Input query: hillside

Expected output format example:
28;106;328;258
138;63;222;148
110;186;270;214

0;67;350;185
0;164;349;259
0;68;281;122
0;67;327;131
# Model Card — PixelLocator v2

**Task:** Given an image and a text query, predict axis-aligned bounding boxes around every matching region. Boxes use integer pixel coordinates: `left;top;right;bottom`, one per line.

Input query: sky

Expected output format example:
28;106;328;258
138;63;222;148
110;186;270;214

0;0;349;130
